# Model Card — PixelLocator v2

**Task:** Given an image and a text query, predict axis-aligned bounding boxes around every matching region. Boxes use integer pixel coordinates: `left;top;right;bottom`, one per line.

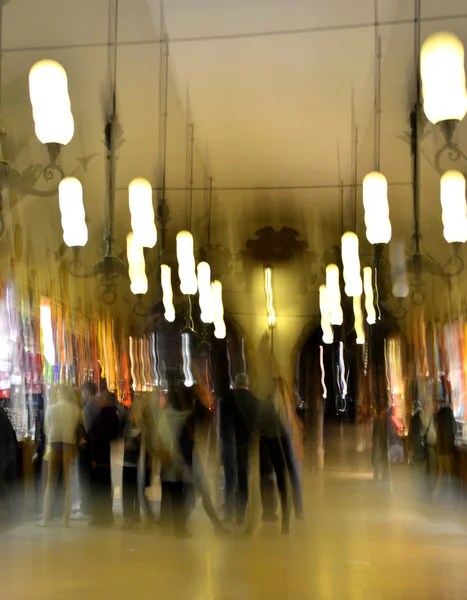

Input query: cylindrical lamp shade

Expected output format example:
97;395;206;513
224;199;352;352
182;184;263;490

362;172;392;244
161;265;175;322
341;232;363;297
353;296;365;345
319;285;333;344
58;177;88;247
363;267;377;324
440;170;467;243
128;178;157;248
212;280;226;339
176;231;198;295
390;241;409;298
127;233;148;295
325;264;343;326
421;32;467;124
197;262;214;324
29;60;74;145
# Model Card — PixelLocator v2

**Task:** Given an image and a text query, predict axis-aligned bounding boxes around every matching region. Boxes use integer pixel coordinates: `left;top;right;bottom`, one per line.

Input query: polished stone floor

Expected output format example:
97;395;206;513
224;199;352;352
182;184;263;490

1;433;467;600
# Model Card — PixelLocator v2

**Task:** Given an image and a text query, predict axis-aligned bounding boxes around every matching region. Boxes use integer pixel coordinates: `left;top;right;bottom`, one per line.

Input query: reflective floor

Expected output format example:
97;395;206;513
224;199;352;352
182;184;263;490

1;434;467;599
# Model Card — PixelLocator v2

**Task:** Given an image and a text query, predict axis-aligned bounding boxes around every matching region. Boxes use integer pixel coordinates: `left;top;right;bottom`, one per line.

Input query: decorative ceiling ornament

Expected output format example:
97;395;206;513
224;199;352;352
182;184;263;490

245;226;308;264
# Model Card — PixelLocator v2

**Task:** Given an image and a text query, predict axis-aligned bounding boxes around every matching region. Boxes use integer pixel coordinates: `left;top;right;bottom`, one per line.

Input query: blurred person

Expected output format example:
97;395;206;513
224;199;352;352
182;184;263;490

132;391;159;522
408;402;437;501
435;398;457;499
0;406;19;520
387;404;404;464
82;382;99;432
219;373;260;524
88;391;120;526
122;407;142;528
372;408;390;482
32;395;46;518
40;385;83;527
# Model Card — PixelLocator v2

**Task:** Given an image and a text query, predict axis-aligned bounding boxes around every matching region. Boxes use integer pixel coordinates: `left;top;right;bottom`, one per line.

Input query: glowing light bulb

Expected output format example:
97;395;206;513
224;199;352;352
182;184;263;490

362;172;392;244
341;232;363;297
319;285;334;344
325;264;343;326
58;177;88;247
197;262;214;324
440;170;467;243
353;295;365;345
363;267;376;324
128;178;157;248
421;32;467;124
264;267;276;328
212;280;226;339
161;265;175;322
29;60;74;145
176;231;197;295
127;233;148;295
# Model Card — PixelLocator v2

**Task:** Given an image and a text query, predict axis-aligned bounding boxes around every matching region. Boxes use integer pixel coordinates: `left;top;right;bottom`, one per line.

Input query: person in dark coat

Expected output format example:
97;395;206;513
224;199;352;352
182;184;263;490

219;373;260;524
0;407;18;519
435;399;457;498
88;392;120;525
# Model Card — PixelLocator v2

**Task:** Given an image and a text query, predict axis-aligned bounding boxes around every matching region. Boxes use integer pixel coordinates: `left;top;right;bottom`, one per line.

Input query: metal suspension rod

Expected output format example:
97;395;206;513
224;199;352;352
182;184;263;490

374;1;382;172
411;0;422;257
207;176;213;246
159;35;170;251
188;123;194;231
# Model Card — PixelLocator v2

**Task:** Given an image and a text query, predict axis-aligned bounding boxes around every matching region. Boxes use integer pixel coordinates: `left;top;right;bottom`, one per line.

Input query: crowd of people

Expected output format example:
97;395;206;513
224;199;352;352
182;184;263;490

32;371;305;536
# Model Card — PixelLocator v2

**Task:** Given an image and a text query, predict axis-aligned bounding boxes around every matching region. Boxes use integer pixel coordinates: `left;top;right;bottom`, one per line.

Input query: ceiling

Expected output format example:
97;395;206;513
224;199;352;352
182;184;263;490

1;0;467;326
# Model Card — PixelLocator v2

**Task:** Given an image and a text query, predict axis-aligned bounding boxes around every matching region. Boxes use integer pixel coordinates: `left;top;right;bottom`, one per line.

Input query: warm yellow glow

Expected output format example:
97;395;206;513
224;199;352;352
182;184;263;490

126;233;148;295
29;60;74;145
40;297;55;366
325;264;343;326
341;232;363;297
421;32;467;124
353;295;365;345
197;262;214;324
212;280;226;339
264;267;276;328
161;265;175;322
128;178;157;248
319;285;333;344
58;177;88;247
363;266;376;325
362;172;392;244
440;170;467;243
176;231;198;295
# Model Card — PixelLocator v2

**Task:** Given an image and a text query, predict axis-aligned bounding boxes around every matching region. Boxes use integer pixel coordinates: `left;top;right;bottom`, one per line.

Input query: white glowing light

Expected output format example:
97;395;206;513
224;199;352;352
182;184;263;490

440;170;467;243
338;341;347;399
325;264;343;326
176;231;198;295
161;264;175;322
341;232;363;297
319;345;327;399
353;295;365;345
264;267;276;328
29;60;74;145
127;233;148;295
128;178;157;248
40;298;55;366
362;172;392;245
421;32;467;124
58;177;88;247
182;333;195;387
363;266;377;324
212;280;226;339
197;262;214;324
319;285;334;344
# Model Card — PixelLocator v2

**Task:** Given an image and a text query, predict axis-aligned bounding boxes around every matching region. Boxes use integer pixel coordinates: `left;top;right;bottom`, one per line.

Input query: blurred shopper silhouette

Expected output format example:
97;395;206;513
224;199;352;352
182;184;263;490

40;385;82;527
372;408;390;483
435;398;457;500
88;391;120;525
78;381;98;517
0;406;19;520
408;401;437;501
122;406;142;528
219;373;260;524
